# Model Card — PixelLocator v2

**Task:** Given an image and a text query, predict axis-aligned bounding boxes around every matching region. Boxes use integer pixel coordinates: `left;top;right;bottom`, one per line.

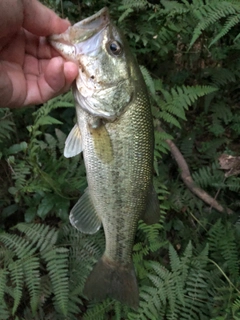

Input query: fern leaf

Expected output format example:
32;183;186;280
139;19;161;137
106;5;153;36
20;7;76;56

140;65;155;96
22;257;41;314
161;0;188;14
208;219;239;279
42;247;69;316
210;14;240;46
159;111;181;128
83;299;112;320
118;7;134;22
0;108;15;142
211;102;233;124
9;261;24;315
158;85;217;128
189;1;238;48
206;67;236;86
39;275;53;305
0;303;10;320
0;269;8;302
0;233;35;259
169;244;181;274
15;223;58;251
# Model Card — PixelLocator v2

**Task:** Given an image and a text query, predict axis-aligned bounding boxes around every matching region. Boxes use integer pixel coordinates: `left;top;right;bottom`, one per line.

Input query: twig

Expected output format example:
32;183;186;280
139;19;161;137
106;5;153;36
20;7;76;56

165;138;233;214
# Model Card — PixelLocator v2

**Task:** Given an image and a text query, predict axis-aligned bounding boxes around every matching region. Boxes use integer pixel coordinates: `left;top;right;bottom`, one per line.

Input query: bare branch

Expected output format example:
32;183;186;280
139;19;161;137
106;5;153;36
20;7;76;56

165;138;233;214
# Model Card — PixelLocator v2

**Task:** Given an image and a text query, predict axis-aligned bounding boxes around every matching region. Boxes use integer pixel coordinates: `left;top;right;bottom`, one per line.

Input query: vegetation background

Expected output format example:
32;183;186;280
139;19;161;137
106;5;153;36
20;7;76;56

1;0;240;319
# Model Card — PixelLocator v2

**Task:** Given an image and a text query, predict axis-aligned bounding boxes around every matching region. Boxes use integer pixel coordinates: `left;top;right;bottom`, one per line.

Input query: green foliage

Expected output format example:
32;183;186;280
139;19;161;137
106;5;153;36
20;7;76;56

2;0;240;318
0;222;105;318
0;92;86;227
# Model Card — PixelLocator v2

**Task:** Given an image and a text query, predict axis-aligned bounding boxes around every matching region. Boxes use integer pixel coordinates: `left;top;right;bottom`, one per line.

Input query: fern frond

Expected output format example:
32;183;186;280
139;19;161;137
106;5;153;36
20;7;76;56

161;0;189;15
0;108;15;142
180;133;196;160
226;176;240;193
157;85;217;128
32;92;74;125
39;275;52;306
221;229;239;279
9;261;24;315
211;102;233;124
189;1;239;48
208;219;239;279
11;161;31;192
192;161;223;189
206;67;236;86
0;233;35;259
120;0;149;10
42;247;69;316
83;299;112;320
147;261;177;313
0;303;10;320
15;223;58;251
210;14;240;46
233;296;240;312
0;269;8;302
22;257;41;314
140;65;155;96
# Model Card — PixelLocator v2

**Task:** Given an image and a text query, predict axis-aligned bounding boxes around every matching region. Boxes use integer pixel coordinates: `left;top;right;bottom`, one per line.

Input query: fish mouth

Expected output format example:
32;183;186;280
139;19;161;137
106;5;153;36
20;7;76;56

49;7;110;58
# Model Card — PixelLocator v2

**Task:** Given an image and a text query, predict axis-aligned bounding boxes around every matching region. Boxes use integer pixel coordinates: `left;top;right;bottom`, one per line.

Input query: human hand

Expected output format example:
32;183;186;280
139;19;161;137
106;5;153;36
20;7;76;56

0;0;79;108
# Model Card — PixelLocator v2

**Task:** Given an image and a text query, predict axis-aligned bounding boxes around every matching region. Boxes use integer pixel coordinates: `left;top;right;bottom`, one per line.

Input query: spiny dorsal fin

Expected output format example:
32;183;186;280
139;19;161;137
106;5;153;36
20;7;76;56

69;188;101;234
64;124;83;158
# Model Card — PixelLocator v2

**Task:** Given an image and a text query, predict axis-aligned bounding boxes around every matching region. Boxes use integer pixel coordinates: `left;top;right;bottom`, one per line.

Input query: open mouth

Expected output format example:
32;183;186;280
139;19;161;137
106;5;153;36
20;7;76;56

49;7;110;58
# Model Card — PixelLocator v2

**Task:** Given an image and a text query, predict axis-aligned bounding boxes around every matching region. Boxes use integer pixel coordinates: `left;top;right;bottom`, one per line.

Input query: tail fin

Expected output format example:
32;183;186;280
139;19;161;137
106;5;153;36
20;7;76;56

83;255;139;309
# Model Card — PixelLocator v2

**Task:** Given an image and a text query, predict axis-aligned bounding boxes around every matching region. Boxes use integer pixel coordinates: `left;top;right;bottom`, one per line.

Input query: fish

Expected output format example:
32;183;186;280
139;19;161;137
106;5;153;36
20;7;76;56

49;7;160;309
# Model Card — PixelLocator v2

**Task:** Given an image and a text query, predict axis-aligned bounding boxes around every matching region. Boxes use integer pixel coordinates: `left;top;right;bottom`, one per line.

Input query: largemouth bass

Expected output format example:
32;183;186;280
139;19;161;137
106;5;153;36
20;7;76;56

49;7;159;309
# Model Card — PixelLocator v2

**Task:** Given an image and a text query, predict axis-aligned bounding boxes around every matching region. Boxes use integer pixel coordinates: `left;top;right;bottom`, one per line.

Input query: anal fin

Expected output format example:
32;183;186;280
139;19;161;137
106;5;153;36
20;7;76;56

69;188;101;234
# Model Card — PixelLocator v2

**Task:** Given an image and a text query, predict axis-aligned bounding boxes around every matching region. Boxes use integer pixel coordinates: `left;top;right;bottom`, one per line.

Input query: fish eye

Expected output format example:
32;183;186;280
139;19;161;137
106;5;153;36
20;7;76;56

107;41;122;56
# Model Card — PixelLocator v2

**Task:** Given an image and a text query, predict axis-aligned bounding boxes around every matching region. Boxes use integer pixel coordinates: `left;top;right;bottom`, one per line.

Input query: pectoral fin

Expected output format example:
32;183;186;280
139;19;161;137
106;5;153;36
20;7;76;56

142;184;160;224
69;188;101;234
89;125;113;163
64;124;83;158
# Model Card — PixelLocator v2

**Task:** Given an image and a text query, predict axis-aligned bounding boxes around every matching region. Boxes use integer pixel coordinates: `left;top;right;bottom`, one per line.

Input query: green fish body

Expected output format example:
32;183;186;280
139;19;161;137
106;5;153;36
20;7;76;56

49;7;159;309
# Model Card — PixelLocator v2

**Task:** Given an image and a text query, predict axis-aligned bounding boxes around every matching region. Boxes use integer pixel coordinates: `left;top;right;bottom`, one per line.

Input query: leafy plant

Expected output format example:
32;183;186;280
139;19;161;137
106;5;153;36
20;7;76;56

1;0;240;318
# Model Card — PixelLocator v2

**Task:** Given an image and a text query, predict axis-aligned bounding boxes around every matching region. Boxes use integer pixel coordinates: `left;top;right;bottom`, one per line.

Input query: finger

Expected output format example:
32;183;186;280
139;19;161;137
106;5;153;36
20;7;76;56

22;0;71;36
0;0;23;42
24;30;58;60
23;57;78;106
63;61;79;89
42;57;78;97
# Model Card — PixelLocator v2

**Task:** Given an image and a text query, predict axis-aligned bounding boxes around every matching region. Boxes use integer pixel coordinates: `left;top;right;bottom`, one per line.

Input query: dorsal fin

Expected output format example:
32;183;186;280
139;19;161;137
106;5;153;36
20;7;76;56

142;184;160;224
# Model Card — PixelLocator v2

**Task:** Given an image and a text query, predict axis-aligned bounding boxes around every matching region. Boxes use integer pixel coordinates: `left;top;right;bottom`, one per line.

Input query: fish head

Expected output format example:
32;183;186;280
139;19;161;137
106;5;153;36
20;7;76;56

49;8;138;121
